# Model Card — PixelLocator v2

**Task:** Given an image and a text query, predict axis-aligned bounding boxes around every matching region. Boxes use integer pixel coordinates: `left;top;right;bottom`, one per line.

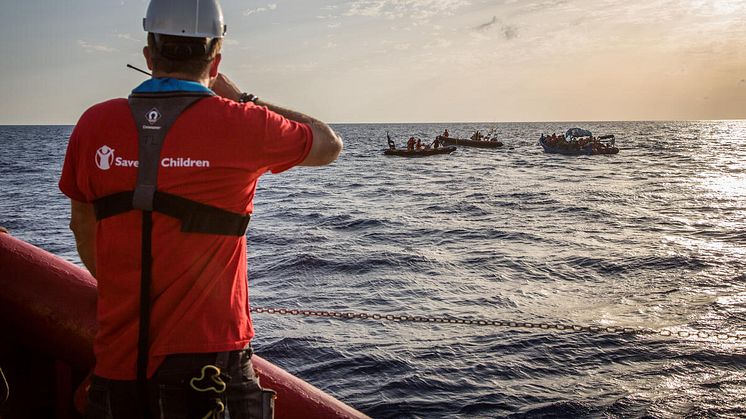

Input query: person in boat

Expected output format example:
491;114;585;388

416;138;424;150
442;128;449;138
387;132;396;150
407;136;416;151
433;137;441;149
470;131;482;141
58;1;342;417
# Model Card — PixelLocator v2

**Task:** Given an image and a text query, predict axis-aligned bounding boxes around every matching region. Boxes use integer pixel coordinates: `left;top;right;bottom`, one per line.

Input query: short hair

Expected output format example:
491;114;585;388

147;33;222;78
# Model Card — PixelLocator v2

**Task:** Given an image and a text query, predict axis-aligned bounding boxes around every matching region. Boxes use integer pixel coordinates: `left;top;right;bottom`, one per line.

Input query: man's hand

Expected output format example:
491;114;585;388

210;73;241;101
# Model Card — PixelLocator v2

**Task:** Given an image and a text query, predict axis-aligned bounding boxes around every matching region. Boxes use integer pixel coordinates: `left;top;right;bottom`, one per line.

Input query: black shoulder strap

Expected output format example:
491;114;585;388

129;92;212;211
129;91;211;419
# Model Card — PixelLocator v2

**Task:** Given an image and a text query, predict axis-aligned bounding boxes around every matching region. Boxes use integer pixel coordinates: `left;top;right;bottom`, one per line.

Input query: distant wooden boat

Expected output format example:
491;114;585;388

538;136;619;155
383;146;457;157
436;135;503;148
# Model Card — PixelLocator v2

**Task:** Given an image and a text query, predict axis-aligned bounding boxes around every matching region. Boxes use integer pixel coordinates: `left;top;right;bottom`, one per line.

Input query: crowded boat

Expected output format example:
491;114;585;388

539;128;619;155
436;128;503;148
384;132;456;157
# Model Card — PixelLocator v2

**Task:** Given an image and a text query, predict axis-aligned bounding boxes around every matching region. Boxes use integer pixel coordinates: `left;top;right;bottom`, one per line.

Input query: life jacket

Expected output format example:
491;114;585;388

91;90;251;417
92;91;251;236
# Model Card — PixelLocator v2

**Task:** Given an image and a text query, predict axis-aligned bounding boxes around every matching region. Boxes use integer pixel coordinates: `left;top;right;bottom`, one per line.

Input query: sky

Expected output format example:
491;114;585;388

0;0;744;124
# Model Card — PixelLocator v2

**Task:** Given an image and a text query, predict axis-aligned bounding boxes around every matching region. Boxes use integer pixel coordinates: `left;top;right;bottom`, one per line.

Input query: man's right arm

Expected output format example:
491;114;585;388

211;73;343;166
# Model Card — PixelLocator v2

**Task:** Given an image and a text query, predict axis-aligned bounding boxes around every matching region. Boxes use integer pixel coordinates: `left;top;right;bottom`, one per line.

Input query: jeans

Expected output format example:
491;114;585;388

86;345;274;419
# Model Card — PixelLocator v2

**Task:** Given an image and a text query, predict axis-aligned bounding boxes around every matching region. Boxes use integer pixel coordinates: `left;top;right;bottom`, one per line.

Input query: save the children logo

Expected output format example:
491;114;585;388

95;145;115;170
94;145;210;171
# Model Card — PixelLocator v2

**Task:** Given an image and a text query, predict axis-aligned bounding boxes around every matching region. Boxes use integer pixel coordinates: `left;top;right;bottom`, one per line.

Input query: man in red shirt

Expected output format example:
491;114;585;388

59;0;342;417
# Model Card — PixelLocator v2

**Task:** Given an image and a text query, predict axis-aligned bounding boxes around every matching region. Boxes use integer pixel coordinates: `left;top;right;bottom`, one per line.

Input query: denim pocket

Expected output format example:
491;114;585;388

157;383;189;419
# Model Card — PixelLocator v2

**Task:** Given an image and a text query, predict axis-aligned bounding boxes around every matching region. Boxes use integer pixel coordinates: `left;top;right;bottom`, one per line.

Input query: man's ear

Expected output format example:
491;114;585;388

209;53;222;78
143;46;153;71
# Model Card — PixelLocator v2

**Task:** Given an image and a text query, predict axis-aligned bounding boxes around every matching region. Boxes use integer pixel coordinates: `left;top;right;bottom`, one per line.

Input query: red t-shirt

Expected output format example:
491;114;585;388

59;96;312;379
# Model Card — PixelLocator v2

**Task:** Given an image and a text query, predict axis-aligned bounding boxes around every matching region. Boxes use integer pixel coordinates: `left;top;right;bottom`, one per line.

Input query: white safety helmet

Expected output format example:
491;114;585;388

143;0;227;38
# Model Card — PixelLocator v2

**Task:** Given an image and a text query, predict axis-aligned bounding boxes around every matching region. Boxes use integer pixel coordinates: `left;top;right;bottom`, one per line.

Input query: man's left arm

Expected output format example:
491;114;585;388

70;200;97;277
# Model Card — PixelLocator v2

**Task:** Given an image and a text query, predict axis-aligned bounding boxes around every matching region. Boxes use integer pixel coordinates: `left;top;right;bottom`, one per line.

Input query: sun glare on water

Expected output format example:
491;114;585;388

704;173;746;198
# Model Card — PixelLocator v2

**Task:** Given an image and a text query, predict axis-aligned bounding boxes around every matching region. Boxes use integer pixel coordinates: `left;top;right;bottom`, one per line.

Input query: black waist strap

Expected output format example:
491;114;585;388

93;191;250;237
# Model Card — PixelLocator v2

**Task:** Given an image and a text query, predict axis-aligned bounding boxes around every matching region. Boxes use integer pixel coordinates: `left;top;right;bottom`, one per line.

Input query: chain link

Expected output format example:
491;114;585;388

250;307;746;345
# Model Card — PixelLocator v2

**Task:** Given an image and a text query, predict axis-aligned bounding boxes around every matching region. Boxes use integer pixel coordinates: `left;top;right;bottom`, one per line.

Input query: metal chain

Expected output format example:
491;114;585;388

250;307;746;345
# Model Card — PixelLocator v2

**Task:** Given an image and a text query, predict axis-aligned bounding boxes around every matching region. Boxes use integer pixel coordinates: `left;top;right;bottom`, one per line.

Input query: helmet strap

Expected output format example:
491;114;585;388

153;34;215;61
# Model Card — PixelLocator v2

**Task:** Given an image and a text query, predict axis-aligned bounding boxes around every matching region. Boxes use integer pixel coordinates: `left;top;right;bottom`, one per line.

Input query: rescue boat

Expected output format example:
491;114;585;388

0;233;369;418
436;135;503;148
383;145;457;157
538;135;619;156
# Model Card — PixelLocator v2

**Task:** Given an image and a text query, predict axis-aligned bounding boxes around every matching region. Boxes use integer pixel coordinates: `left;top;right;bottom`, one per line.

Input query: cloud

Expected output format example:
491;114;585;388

239;62;320;74
468;31;490;44
424;38;453;49
116;33;139;42
501;25;518;40
345;0;471;21
78;40;116;53
244;3;277;17
474;16;497;31
516;0;570;14
472;16;519;40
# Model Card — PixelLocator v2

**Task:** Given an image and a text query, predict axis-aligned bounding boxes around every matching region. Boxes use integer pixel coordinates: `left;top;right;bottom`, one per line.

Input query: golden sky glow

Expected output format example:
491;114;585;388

0;0;744;123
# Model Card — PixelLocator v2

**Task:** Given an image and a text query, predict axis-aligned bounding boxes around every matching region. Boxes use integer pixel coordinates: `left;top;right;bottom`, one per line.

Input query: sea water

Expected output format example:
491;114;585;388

1;121;745;418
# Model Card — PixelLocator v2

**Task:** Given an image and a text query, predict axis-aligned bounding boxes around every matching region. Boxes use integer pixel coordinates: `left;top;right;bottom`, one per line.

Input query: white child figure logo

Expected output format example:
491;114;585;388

95;145;115;170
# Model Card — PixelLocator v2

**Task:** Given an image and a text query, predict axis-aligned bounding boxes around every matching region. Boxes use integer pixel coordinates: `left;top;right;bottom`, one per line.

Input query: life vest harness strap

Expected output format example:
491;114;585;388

115;90;248;417
93;191;251;236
